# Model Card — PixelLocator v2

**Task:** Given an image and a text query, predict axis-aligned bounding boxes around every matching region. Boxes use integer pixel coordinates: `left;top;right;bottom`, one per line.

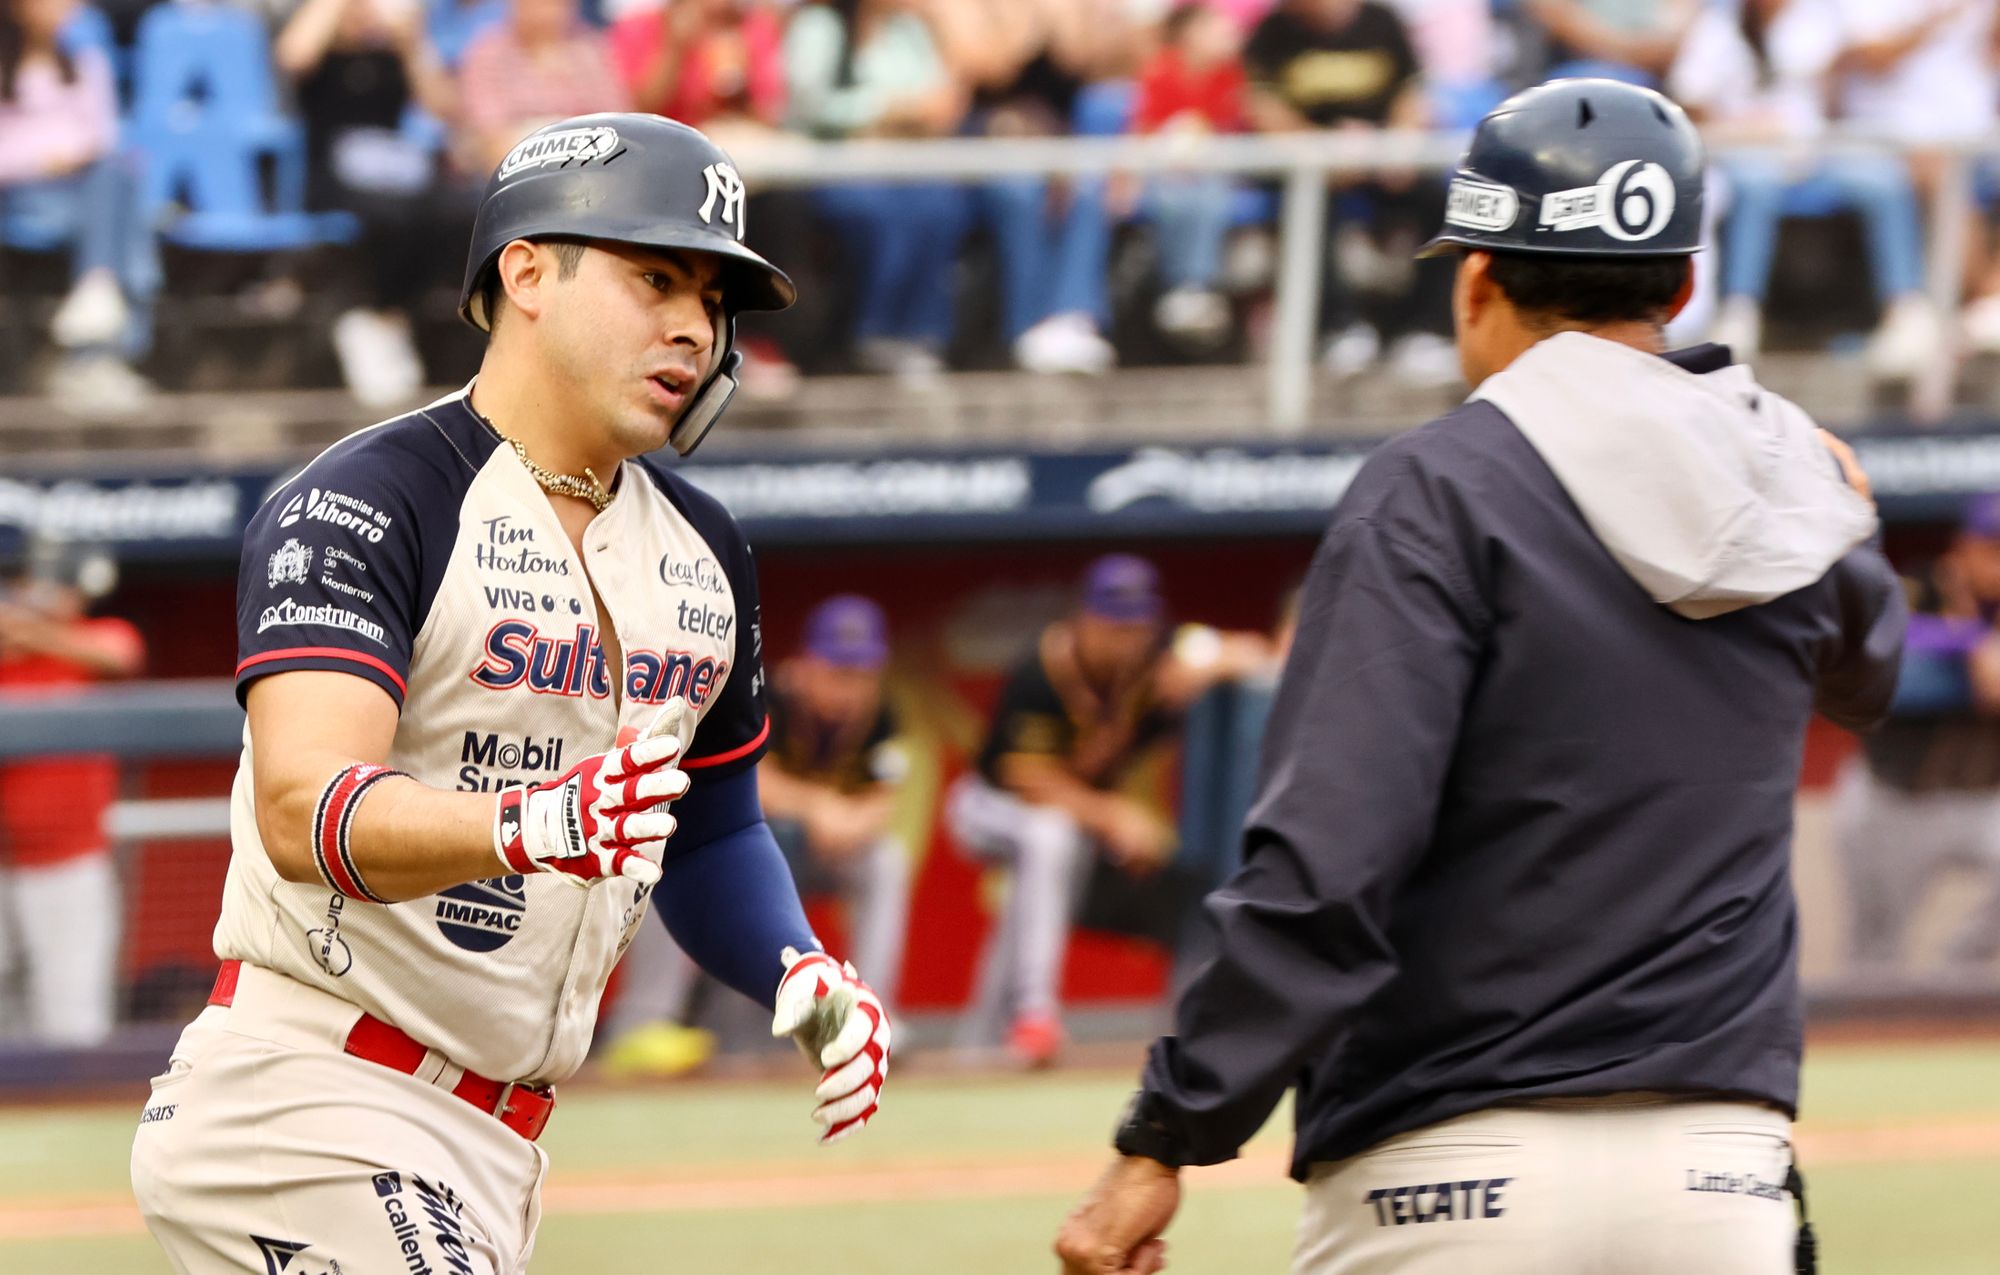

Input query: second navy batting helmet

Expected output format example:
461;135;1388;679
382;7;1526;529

1419;78;1705;260
459;113;797;455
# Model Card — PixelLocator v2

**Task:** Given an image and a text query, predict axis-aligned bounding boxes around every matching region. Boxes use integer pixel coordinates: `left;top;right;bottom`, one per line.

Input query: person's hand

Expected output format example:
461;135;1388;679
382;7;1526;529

493;699;692;887
1054;1156;1182;1274
0;598;56;651
1817;429;1873;505
771;946;891;1144
1101;800;1174;875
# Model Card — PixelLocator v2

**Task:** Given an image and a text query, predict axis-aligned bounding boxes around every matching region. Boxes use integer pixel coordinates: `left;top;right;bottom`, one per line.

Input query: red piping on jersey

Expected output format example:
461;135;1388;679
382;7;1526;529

238;647;409;697
683;715;770;769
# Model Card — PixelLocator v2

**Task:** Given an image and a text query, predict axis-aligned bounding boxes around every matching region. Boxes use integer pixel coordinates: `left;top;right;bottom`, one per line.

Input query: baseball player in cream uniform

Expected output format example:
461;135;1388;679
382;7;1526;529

130;114;890;1274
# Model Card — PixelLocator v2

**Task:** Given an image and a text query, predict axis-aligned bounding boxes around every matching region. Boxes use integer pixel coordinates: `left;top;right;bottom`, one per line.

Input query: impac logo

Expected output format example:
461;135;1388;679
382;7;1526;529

435;876;527;953
498;126;620;179
1540;160;1676;242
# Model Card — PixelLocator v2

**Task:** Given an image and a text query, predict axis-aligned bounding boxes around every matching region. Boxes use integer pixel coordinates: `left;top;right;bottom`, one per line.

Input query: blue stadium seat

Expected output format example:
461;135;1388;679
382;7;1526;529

129;3;355;251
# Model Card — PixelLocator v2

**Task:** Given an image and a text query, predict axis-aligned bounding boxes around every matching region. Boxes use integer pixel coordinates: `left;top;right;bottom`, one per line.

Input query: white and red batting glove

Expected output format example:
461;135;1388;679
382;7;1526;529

772;945;891;1144
494;699;691;887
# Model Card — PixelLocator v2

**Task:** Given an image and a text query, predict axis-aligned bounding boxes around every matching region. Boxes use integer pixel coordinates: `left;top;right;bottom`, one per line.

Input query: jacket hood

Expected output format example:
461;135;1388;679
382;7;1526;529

1472;332;1877;619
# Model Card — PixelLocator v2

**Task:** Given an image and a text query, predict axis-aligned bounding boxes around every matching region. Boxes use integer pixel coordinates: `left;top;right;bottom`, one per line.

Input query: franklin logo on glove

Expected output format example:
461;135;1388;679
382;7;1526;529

493;699;693;887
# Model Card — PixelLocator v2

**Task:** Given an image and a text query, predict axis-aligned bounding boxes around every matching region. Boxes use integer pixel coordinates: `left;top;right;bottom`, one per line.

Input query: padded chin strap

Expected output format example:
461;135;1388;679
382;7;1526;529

668;315;740;457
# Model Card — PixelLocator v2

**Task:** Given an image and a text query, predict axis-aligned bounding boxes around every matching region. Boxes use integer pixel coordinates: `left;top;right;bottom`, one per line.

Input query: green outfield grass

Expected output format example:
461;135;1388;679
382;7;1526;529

2;1039;1996;1273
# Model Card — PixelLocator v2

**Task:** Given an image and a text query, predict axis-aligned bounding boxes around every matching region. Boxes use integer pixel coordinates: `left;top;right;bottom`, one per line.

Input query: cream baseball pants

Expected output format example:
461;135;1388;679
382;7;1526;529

1293;1096;1799;1274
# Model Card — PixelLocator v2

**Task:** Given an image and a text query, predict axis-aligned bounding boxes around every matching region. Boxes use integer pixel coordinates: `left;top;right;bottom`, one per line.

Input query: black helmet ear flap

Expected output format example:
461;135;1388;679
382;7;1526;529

669;314;739;457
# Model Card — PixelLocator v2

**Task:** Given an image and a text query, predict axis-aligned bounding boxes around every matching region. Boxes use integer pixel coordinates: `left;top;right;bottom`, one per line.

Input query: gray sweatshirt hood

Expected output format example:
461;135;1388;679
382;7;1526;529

1472;332;1877;619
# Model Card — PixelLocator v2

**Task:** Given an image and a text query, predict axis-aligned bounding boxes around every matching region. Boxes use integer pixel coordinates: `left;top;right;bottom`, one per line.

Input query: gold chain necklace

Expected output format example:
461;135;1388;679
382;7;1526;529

472;405;615;511
506;438;614;512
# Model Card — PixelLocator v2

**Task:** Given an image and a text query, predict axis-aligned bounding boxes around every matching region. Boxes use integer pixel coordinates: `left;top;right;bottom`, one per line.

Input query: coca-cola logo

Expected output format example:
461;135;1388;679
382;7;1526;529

658;554;727;595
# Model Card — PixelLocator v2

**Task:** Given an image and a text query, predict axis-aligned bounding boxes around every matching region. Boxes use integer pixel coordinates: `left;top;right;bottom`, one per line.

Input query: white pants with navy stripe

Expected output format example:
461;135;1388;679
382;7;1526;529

1294;1097;1797;1274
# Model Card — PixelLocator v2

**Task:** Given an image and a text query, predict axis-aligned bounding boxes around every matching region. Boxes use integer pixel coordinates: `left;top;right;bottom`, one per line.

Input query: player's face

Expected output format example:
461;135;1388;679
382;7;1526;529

544;243;722;458
1075;614;1162;683
797;658;885;723
1953;534;2000;604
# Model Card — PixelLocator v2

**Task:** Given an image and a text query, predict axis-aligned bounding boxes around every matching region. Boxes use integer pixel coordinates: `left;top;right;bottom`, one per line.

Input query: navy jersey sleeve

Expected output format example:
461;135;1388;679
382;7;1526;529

648;464;771;777
1816;543;1908;733
235;446;427;708
1139;443;1490;1165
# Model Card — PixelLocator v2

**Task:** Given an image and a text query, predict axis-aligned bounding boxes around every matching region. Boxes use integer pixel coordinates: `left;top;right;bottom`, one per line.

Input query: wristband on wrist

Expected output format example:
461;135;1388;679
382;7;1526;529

311;764;404;903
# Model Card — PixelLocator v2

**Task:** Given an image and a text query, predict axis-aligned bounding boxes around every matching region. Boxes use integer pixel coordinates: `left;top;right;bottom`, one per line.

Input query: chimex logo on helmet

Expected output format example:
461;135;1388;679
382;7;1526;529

1539;160;1676;242
498;127;621;180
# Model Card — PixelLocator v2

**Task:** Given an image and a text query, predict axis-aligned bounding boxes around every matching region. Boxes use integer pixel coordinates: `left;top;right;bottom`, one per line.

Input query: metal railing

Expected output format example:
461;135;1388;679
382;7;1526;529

725;128;2000;427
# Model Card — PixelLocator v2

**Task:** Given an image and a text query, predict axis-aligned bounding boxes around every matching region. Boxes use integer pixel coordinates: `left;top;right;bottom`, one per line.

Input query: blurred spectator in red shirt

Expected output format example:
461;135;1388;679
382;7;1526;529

1133;2;1245;346
0;539;142;1047
609;0;785;131
458;0;630;172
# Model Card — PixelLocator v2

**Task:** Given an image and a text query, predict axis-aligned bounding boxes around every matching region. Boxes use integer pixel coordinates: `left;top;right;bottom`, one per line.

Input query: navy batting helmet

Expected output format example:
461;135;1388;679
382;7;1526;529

459;113;797;455
1420;79;1705;260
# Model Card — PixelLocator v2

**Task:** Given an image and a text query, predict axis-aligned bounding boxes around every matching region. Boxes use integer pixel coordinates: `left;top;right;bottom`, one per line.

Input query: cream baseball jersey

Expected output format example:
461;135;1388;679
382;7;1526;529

218;390;769;1083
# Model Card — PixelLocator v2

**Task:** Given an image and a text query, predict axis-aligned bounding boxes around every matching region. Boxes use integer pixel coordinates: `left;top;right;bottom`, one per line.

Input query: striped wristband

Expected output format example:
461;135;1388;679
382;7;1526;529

311;764;405;903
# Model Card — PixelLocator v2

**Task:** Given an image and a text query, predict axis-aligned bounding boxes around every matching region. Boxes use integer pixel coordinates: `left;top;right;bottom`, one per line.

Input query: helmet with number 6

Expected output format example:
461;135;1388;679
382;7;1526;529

1419;78;1705;260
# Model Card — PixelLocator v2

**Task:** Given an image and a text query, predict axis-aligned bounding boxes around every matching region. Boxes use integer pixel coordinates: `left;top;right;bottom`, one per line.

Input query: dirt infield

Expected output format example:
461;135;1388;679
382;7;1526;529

6;1116;1998;1244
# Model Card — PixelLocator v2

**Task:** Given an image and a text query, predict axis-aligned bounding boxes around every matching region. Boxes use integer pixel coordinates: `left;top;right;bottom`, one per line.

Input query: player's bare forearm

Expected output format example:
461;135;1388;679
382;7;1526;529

997;754;1131;841
247;673;505;899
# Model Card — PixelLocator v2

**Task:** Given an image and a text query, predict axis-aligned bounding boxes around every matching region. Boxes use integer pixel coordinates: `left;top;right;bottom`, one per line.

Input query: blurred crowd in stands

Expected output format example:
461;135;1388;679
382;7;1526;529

6;0;2000;416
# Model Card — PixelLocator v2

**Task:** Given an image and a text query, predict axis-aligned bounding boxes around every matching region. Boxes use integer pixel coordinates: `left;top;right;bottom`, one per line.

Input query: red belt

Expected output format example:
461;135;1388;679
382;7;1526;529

208;960;555;1142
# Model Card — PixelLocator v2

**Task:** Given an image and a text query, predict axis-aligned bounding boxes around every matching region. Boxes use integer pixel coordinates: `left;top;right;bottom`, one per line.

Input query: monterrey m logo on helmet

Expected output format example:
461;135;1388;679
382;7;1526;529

699;162;746;239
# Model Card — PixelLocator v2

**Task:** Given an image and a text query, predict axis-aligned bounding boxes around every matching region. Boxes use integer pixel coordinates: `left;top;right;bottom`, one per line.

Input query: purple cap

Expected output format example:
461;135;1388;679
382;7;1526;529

803;595;890;668
1966;493;2000;539
1080;554;1164;623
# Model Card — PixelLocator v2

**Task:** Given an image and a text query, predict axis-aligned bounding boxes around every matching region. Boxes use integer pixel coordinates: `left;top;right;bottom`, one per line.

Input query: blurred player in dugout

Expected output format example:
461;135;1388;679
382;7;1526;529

1833;492;2000;972
601;594;913;1074
950;554;1268;1066
0;537;143;1046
